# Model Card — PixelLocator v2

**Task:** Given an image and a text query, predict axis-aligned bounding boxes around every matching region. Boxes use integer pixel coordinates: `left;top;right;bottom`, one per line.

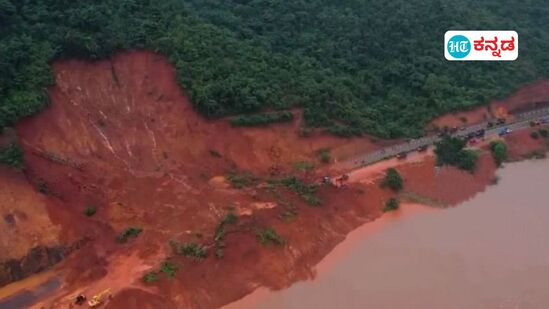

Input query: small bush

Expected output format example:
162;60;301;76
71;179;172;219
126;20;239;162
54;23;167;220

381;168;403;191
226;171;259;189
222;211;238;225
212;211;239;258
0;143;24;169
383;198;400;212
256;228;284;245
539;128;549;138
116;227;143;243
209;150;222;158
159;260;179;278
84;205;97;217
172;242;208;259
293;161;314;172
317;148;331;164
142;271;158;283
276;176;321;206
531;131;540;139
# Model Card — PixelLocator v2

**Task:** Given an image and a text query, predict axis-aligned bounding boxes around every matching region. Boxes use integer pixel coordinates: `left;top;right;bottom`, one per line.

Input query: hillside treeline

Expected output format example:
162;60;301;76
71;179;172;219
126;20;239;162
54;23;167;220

1;0;548;137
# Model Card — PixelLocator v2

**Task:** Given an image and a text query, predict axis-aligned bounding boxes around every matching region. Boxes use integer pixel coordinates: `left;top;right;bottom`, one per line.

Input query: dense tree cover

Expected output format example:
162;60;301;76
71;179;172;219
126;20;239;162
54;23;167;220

434;136;479;171
2;0;549;137
230;111;293;127
489;140;508;166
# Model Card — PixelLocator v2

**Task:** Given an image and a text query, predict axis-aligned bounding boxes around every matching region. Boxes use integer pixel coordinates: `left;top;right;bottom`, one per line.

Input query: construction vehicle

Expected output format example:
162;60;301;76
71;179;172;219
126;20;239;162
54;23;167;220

88;288;111;307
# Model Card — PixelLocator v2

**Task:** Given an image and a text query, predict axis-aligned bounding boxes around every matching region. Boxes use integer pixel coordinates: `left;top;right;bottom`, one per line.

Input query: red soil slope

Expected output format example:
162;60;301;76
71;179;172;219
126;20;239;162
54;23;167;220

13;51;384;308
6;50;548;309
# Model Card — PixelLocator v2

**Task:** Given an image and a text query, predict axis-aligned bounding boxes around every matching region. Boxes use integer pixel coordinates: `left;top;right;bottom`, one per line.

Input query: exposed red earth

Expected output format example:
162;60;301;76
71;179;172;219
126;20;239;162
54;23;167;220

1;51;548;308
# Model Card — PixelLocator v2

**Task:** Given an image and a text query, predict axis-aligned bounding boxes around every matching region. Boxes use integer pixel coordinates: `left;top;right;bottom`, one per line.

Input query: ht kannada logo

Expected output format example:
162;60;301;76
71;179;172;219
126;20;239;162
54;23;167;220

447;35;471;59
445;31;518;61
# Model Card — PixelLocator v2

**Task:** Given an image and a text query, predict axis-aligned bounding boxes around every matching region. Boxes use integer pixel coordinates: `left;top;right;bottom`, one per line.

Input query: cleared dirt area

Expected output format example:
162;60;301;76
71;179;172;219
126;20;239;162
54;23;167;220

2;51;549;308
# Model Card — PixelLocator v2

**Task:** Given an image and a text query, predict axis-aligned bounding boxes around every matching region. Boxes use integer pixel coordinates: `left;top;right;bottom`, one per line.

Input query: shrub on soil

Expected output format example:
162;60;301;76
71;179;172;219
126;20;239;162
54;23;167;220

383;198;400;212
142;271;158;283
84;205;97;217
256;228;284;245
116;227;143;243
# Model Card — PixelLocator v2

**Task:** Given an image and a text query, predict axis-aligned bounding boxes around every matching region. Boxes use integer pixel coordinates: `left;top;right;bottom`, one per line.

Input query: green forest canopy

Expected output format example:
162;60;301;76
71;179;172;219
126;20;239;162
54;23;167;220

1;0;549;138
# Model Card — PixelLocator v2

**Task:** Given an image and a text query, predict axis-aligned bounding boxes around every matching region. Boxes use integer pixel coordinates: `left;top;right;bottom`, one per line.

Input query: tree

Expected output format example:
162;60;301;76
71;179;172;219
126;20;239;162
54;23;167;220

434;136;479;172
490;140;508;166
381;168;403;191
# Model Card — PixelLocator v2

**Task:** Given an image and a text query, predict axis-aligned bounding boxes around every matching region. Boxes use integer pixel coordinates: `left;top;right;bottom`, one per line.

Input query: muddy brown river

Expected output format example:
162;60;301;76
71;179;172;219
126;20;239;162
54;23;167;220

226;158;549;309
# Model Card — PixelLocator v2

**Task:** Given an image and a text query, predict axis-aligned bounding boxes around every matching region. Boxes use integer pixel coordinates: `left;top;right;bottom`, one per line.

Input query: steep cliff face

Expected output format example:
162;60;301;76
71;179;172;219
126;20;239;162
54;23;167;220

0;246;66;286
0;166;65;287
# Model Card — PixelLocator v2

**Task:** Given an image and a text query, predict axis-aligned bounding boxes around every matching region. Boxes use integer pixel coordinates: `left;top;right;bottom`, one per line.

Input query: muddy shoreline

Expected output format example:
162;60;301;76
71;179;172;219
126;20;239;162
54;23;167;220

1;51;549;308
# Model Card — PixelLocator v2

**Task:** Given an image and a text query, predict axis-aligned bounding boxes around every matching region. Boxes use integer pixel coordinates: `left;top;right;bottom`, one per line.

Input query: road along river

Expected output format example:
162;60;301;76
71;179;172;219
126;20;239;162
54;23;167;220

225;157;549;309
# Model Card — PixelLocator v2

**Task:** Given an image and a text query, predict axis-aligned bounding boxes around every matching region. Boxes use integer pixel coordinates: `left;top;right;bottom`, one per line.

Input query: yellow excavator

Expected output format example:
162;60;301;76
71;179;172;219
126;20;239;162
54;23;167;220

88;288;111;307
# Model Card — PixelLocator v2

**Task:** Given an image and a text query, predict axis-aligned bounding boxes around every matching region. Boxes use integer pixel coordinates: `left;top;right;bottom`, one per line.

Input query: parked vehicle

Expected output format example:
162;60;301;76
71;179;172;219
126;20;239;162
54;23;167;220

498;128;511;136
487;121;494;128
396;152;408;159
496;118;506;125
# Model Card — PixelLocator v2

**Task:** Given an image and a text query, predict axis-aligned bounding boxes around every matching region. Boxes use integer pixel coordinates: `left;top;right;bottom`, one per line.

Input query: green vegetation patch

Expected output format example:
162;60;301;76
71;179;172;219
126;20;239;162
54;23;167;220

293;160;315;172
0;143;23;169
142;271;158;283
380;168;404;191
256;228;284;245
383;198;400;212
170;241;207;259
226;170;259;189
434;136;479;172
116;227;143;243
317;148;331;164
159;260;179;278
230;111;294;127
489;140;508;166
214;211;239;259
84;205;97;217
272;176;321;206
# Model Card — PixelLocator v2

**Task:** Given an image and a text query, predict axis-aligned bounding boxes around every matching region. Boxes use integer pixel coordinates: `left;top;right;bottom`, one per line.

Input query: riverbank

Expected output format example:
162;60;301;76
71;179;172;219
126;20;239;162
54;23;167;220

228;157;549;308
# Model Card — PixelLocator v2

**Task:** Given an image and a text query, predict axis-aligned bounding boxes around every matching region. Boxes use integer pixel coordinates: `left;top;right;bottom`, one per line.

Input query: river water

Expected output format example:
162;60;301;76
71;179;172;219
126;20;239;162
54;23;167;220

227;158;549;309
